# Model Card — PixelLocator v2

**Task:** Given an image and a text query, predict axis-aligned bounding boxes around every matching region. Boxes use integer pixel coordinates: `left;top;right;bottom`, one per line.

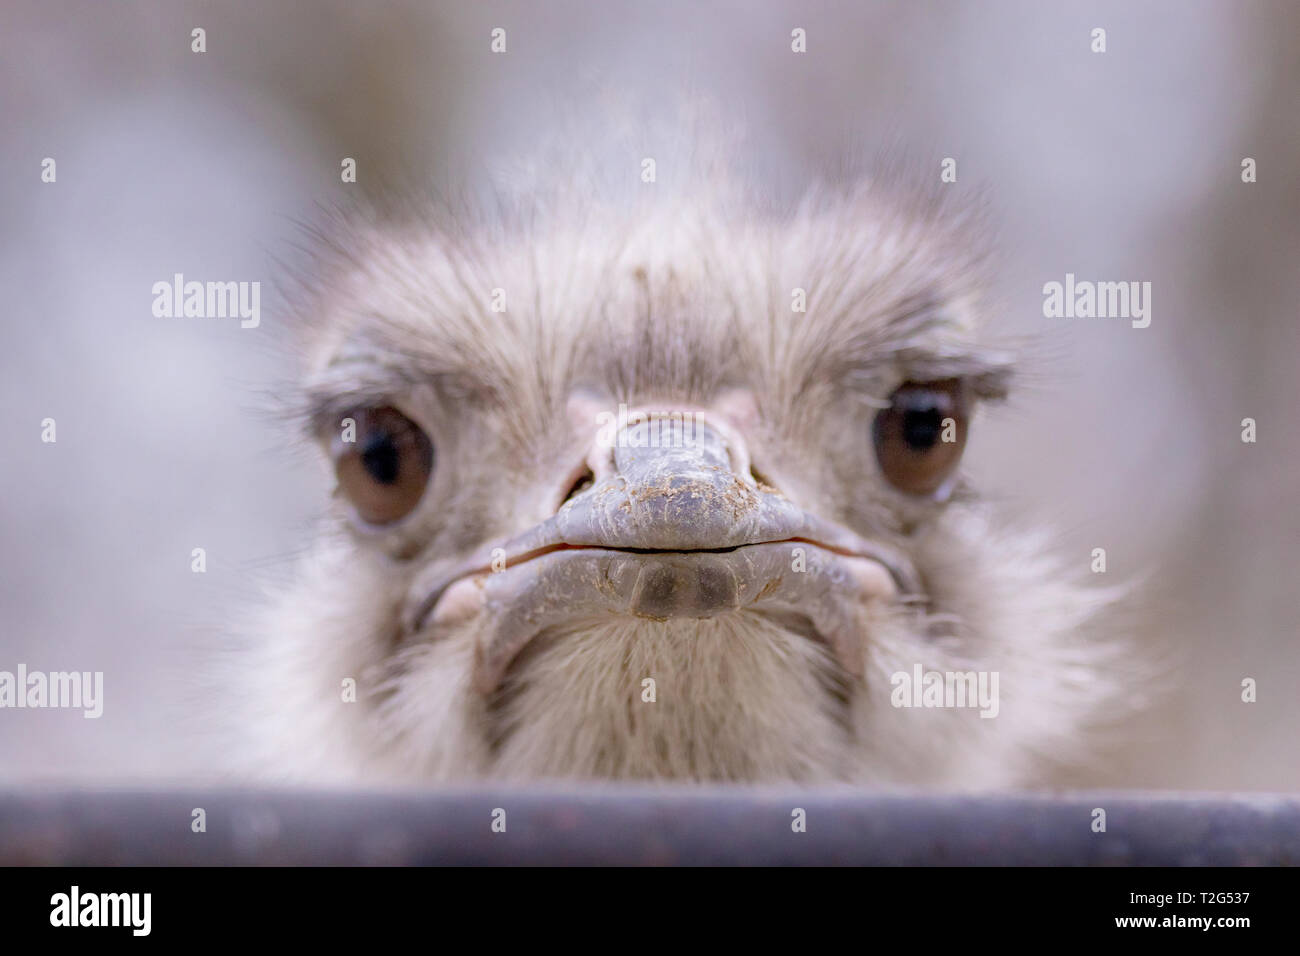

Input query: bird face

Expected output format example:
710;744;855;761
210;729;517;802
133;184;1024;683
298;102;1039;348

240;175;1123;785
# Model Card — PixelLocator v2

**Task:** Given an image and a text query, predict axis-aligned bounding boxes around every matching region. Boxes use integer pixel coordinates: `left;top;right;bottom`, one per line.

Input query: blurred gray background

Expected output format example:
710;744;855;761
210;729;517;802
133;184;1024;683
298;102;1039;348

1;0;1296;788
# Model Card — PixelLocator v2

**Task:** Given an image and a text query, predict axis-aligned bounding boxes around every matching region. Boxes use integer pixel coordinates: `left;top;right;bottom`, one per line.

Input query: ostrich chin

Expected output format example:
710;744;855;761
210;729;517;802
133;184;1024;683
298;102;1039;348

488;613;855;782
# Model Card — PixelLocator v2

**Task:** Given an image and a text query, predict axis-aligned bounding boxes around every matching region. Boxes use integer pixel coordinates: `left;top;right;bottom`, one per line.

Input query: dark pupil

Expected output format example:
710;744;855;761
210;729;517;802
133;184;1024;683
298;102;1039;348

901;407;942;450
361;429;401;484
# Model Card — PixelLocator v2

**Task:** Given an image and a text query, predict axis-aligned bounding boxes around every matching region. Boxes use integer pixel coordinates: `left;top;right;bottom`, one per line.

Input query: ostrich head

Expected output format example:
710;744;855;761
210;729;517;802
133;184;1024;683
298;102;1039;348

233;149;1125;787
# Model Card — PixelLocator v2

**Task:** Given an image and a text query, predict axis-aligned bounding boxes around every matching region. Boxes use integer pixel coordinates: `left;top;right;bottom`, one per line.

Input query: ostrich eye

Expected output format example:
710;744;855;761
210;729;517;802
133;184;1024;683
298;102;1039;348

872;379;968;496
333;406;434;525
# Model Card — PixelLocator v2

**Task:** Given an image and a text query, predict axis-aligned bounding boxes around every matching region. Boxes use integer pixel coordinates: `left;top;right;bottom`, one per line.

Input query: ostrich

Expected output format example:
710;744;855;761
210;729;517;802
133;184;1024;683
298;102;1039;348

226;143;1127;787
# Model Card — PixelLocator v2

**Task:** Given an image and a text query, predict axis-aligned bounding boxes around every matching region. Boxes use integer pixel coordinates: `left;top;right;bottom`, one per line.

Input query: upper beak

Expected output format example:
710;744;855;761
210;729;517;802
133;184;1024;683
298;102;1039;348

558;414;804;550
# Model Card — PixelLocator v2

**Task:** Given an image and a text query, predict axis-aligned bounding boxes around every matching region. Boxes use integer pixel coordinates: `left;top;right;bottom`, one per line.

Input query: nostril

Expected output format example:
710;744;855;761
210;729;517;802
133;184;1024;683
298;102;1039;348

559;464;595;507
749;464;782;495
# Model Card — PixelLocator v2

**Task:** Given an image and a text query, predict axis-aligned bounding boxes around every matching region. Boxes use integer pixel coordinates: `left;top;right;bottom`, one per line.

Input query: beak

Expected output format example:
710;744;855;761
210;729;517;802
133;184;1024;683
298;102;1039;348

405;412;920;692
